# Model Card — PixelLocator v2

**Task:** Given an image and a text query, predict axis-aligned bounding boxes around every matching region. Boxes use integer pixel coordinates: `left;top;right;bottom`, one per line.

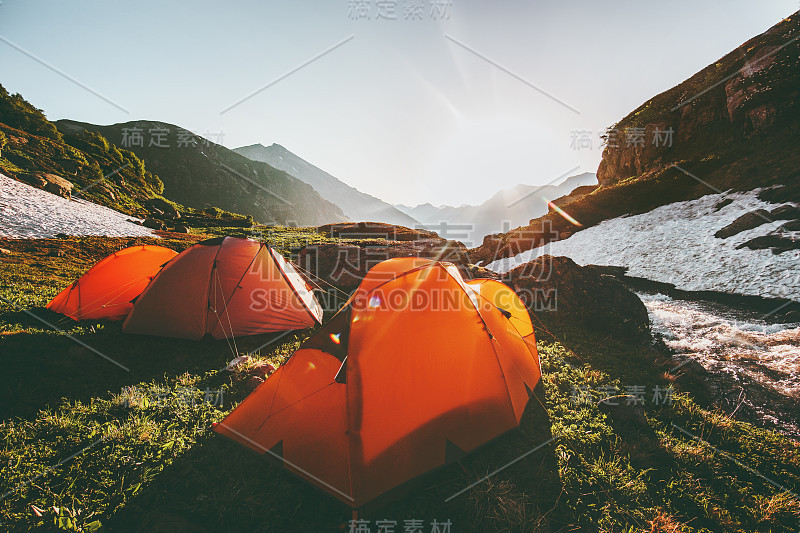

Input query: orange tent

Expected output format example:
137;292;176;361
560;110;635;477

123;236;323;340
47;245;178;321
214;257;542;507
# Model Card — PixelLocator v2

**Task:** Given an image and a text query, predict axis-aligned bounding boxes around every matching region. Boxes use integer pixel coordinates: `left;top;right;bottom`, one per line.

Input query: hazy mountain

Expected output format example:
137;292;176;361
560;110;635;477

55;120;347;227
396;172;598;247
234;143;421;227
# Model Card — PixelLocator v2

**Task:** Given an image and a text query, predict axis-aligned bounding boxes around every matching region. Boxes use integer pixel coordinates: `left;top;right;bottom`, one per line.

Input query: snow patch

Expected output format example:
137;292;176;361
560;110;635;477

0;173;156;239
487;190;800;301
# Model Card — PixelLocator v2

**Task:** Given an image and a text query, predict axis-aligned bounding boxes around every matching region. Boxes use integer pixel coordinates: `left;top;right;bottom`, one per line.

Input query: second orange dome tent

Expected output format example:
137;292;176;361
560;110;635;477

214;257;542;507
123;236;323;340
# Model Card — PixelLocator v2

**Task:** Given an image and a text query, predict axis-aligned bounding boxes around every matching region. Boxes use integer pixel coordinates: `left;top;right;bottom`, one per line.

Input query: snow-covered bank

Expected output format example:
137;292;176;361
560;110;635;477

0;174;155;239
487;190;800;301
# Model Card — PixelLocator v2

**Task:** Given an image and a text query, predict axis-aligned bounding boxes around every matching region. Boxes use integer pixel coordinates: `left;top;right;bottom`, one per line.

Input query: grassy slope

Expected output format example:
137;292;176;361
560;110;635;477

0;84;345;226
1;234;798;532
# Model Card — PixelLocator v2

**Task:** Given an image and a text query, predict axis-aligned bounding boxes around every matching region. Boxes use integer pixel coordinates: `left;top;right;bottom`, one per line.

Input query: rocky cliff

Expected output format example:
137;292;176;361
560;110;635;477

470;12;800;265
597;13;800;187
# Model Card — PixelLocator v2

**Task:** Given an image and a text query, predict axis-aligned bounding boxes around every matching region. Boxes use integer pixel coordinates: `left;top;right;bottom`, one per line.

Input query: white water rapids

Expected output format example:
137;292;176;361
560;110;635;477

640;292;800;435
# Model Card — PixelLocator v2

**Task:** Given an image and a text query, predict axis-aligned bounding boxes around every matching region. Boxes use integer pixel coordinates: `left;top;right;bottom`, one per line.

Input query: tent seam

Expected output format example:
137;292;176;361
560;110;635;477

446;268;518;419
269;247;320;324
203;238;228;336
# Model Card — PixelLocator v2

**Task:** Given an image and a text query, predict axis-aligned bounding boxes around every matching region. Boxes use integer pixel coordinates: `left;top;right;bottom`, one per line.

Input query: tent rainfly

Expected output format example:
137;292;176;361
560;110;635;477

123;236;323;340
47;245;178;321
214;257;543;507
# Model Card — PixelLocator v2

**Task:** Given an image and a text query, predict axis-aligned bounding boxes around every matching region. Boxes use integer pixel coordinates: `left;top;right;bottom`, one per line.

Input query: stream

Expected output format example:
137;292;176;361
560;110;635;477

638;292;800;437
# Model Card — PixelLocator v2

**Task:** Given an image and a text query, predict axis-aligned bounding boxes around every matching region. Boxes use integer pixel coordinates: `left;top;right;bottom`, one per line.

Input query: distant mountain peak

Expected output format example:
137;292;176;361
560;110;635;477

394;172;597;246
234;144;422;228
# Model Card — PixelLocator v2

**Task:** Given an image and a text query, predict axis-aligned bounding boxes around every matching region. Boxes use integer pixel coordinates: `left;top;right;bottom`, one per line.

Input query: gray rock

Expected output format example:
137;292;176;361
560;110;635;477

770;204;800;220
506;255;651;342
144;198;181;219
41;173;74;199
714;209;772;239
142;218;165;230
780;220;800;231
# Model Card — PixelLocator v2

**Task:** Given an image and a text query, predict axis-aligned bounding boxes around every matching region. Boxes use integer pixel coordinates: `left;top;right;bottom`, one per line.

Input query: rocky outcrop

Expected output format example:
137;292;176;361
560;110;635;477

471;223;566;266
714;209;772;238
42;174;74;198
296;238;482;292
142;218;165;230
596;22;800;188
714;198;734;211
504;255;650;342
781;220;800;231
759;183;800;204
297;223;469;292
770;204;800;220
19;173;76;199
549;185;597;211
316;222;438;242
714;203;800;245
736;235;800;254
144;198;181;219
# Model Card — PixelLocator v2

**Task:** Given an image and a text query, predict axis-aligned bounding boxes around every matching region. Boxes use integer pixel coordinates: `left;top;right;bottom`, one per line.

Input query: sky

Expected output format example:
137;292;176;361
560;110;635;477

1;1;797;206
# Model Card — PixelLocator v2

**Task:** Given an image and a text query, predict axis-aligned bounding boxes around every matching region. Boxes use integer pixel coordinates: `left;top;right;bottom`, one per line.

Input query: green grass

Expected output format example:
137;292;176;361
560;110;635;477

1;234;799;532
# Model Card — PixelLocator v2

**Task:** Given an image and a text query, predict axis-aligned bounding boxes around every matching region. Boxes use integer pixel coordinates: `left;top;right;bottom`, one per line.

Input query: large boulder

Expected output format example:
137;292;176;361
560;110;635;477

781;220;800;231
759;183;800;204
142;218;165;230
40;173;73;199
714;209;772;239
471;224;562;265
17;174;47;189
770;204;800;220
505;255;650;342
735;234;800;254
317;222;438;242
144;198;181;219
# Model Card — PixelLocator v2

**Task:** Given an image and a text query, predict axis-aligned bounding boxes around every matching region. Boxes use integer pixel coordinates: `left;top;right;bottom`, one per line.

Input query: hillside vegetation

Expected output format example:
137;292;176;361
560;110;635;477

0;84;347;227
57;120;347;227
0;84;163;215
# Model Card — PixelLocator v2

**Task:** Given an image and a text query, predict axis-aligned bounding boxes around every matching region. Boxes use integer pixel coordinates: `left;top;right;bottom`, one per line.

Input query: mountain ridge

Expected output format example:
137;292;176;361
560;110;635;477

234;143;421;227
56;121;347;227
